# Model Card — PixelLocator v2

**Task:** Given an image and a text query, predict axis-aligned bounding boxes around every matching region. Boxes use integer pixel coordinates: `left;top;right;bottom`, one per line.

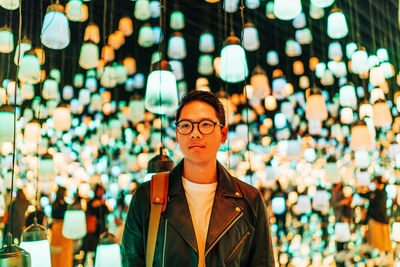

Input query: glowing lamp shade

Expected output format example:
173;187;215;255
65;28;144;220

84;23;100;44
220;36;248;83
335;222;351;242
306;91;328;121
0;28;14;53
198;55;214;76
274;113;286;129
53;106;71;131
266;1;275;19
0;0;19;9
41;4;70;49
21;83;34;100
129;100;145;122
293;61;304;75
138;25;154;48
311;0;334;8
377;48;389;62
62;210;87;239
95;243;122;267
370;66;385;86
42;79;59;100
14;42;32;65
357;171;370;187
285;40;301;57
266;50;279;66
271;197;286;215
101;66;117;88
66;0;83;21
24;121;41;144
340;107;353;124
274;0;302;20
123;57;136;75
199;32;215;53
241;23;260;51
350;121;373;151
78;42;99;69
167;33;186;60
265;95;277;111
18;53;41;84
134;0;151;21
309;4;324;19
355;150;370;168
296;195;311;214
170;11;185;30
0;106;14;144
359;102;373;119
63;85;74;100
327;9;348;39
339;84;357;108
292;12;306;29
312;190;329;212
370;88;385;104
315;62;326;77
328;42;342;61
299;76;309;89
392;222;400;242
144;60;178;115
250;73;270;99
373;99;392;128
118;17;133;36
224;0;239;13
101;45;115;62
351;48;369;74
381;62;394;79
20;240;51;267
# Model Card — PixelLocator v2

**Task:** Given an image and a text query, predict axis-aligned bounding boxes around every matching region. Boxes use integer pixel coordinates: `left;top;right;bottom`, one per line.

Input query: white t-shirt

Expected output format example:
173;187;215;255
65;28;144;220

182;177;217;267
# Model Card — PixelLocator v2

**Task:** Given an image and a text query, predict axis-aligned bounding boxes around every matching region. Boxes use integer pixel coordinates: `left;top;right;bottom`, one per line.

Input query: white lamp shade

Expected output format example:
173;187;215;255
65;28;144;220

359;103;373;119
199;33;215;53
370;66;385;86
292;12;306;29
167;34;187;60
306;93;328;121
14;42;32;65
198;55;214;76
340;107;354;124
41;6;70;49
339;84;357;108
144;69;178;115
373;100;392;128
264;95;277;110
285;40;302;57
114;65;128;84
220;43;249;83
377;48;389;62
299;76;309;89
327;10;348;39
311;0;334;8
354;150;370;168
335;222;351;242
95;244;122;267
134;0;151;20
368;55;379;69
42;79;59;100
392;222;400;242
274;0;302;20
246;0;260;9
271;197;286;215
312;190;330;211
351;49;369;74
0;109;14;144
324;162;339;182
53;107;71;131
79;42;99;69
328;42;343;61
63;85;74;100
357;172;370;187
386;184;397;199
138;25;154;48
149;0;161;18
62;210;87;239
0;0;19;10
0;28;14;53
66;0;83;21
170;11;185;30
309;4;324;19
18;54;41;84
370;88;385;104
266;50;279;66
295;28;313;45
21;83;34;100
242;25;260;51
296;195;311;214
129;100;145;122
24;122;42;144
20;240;51;267
223;0;239;13
100;66;117;88
350;124;373;151
381;62;394;79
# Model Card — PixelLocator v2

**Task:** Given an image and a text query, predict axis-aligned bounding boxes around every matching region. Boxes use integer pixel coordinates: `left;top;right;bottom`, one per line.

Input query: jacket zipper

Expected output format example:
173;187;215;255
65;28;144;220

162;218;167;267
204;212;243;258
224;231;250;264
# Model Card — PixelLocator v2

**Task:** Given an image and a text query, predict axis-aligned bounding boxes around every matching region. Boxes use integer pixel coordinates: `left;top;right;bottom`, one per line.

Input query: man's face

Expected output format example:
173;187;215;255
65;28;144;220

176;100;228;165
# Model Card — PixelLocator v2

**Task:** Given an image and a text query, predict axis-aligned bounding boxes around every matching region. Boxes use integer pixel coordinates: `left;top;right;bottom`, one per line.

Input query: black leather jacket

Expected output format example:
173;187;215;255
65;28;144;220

122;160;275;266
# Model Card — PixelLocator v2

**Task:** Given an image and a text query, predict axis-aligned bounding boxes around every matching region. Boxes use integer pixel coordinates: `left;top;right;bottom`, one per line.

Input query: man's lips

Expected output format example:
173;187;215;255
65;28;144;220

189;144;205;148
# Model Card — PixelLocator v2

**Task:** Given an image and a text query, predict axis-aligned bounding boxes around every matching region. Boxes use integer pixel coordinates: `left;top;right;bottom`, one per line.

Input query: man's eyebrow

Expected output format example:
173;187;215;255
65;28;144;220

178;117;215;121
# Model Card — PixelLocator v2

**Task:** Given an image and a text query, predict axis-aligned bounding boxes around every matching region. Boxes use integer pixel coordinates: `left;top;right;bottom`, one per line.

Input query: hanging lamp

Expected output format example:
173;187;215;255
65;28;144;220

306;88;328;121
94;233;122;267
18;50;41;84
350;120;373;151
144;60;178;115
19;222;51;267
41;3;70;49
274;0;302;20
0;27;14;53
220;35;249;83
327;8;348;39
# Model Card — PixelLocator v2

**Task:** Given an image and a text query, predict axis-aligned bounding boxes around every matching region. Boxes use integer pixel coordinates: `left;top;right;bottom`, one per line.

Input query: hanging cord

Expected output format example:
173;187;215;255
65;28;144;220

239;0;252;181
103;0;107;46
158;0;167;152
6;0;23;245
368;0;376;52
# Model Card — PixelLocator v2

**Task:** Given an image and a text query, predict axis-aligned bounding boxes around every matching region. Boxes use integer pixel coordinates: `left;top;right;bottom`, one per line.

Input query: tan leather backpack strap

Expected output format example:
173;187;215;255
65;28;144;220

146;172;169;267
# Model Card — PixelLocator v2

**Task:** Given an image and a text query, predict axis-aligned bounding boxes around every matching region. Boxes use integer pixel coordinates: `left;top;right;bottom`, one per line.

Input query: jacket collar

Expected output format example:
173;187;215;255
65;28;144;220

163;159;244;254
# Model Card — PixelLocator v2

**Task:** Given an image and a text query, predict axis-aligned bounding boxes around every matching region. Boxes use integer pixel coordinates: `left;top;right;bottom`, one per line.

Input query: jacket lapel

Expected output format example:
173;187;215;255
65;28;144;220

205;162;243;252
163;160;198;253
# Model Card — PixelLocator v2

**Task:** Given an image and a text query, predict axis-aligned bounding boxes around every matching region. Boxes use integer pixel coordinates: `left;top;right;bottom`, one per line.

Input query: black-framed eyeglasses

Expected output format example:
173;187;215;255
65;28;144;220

175;119;224;135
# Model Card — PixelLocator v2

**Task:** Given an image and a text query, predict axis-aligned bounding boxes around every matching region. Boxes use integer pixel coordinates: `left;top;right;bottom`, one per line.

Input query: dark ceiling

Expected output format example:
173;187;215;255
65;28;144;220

0;0;399;102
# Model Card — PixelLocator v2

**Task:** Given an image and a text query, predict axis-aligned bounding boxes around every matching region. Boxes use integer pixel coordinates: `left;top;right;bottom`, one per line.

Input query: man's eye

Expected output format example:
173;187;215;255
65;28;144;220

202;122;213;127
180;123;191;128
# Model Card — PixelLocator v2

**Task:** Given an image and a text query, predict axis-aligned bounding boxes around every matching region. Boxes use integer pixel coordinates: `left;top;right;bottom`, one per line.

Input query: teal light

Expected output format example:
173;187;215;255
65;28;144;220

220;36;248;83
41;4;70;49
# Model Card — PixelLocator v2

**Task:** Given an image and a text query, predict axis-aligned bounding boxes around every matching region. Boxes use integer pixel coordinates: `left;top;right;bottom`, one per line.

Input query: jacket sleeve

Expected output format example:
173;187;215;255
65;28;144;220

248;192;276;267
121;184;149;267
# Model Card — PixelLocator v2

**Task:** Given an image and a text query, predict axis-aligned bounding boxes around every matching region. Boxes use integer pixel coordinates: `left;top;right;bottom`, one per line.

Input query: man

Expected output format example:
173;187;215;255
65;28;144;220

122;90;275;266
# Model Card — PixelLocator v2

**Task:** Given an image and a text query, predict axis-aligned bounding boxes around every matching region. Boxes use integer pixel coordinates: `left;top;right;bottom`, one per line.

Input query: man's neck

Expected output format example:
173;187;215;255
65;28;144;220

182;159;218;184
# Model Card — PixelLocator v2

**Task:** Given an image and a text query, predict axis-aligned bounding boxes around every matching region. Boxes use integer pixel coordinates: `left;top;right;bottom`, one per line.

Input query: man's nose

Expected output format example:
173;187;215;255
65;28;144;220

190;123;202;138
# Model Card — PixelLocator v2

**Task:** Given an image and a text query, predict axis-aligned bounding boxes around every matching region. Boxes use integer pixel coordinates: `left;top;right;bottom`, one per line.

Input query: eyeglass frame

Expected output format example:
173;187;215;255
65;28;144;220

175;119;225;135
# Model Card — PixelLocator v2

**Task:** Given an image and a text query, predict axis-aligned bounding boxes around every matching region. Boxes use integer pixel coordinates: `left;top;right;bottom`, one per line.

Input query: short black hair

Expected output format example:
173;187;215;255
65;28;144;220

176;90;226;126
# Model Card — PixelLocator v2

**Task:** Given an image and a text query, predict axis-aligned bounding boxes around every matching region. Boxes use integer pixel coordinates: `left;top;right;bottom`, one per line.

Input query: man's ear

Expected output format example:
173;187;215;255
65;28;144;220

175;129;179;143
221;125;228;143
